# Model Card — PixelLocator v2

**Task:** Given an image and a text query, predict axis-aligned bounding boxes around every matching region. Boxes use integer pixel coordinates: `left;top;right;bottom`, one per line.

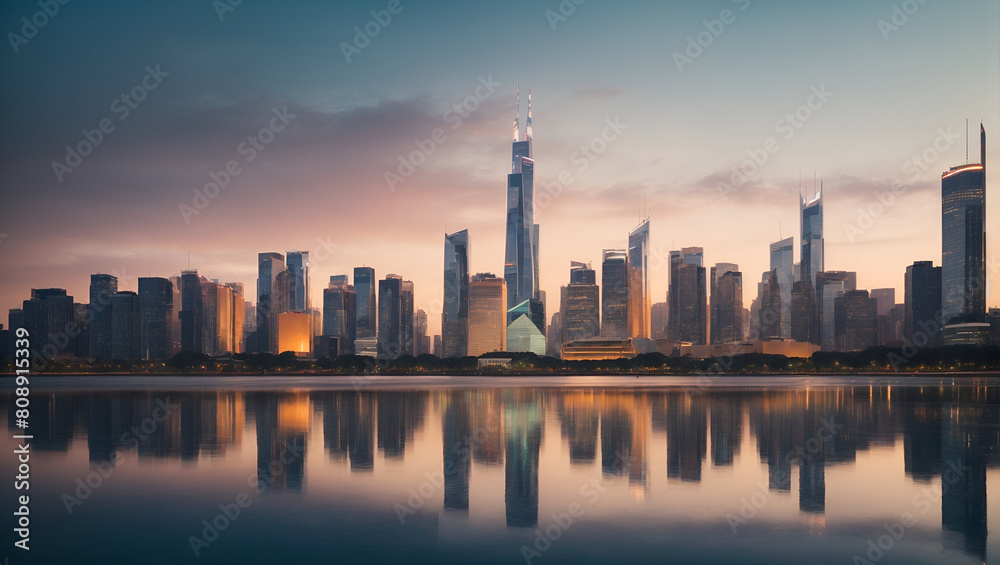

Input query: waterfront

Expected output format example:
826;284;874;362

2;376;998;564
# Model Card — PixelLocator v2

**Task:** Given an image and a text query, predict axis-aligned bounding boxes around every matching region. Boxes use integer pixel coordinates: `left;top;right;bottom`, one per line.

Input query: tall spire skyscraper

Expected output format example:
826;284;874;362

504;84;545;352
800;186;824;292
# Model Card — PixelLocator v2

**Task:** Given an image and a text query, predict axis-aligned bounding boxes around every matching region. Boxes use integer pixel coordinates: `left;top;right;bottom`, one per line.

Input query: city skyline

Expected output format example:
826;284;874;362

1;1;998;338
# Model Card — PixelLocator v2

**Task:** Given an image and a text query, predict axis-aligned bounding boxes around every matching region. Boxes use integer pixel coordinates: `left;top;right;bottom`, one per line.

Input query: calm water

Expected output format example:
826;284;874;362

2;375;999;564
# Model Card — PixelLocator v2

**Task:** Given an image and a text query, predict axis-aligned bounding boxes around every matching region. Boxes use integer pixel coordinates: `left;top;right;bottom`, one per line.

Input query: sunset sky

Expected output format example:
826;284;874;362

1;0;997;335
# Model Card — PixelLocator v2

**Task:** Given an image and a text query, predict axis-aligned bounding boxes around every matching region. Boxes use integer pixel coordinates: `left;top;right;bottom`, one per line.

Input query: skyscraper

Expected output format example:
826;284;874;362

710;264;743;345
790;281;816;344
88;274;118;359
601;249;628;339
23;288;74;359
225;282;245;354
354;267;377;340
563;261;600;343
256;252;285;353
769;237;794;338
401;280;414;357
323;276;356;356
110;291;141;360
627;220;651;339
179;270;203;353
504;85;537;311
285;251;310;313
378;275;403;359
443;229;470;358
413;309;430;356
941;124;987;345
669;247;707;345
835;290;878;352
816;271;856;351
138;277;173;360
800;188;824;292
904;261;942;344
468;273;507;356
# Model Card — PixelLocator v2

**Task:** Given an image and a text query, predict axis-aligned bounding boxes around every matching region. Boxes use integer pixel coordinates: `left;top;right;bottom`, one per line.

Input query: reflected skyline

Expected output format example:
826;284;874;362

4;380;999;563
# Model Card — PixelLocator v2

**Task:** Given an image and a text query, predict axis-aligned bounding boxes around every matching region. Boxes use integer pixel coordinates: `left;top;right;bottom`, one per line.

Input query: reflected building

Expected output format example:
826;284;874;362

442;392;471;512
505;390;541;528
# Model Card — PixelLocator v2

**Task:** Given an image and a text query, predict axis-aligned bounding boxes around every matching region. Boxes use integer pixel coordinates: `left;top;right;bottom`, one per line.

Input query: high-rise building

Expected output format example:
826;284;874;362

180;270;203;353
601;249;628;339
354;267;377;341
505;85;538;309
941;124;988;345
277;312;311;356
468;273;507;356
378;275;403;359
710;264;743;345
563;262;600;343
769;237;794;338
110;291;141;360
285;251;310;313
507;300;546;355
88;274;118;359
225;282;245;354
203;283;233;355
669;247;707;345
256;252;285;353
628;220;651;339
904;261;942;344
790;281;816;344
443;230;470;358
758;269;783;341
138;277;173;360
23;288;74;359
323;276;356;356
835;290;878;351
816;271;856;351
413;309;430;356
870;288;896;346
401;280;414;357
800;188;824;292
651;302;669;340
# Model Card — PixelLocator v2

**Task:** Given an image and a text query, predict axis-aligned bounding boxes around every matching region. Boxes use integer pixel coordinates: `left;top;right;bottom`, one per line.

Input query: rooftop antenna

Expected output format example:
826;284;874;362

966;119;969;164
778;222;782;240
187;250;191;270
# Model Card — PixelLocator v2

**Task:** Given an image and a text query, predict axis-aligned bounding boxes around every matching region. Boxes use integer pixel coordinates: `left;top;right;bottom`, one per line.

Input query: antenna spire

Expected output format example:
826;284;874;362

513;82;520;142
526;88;533;142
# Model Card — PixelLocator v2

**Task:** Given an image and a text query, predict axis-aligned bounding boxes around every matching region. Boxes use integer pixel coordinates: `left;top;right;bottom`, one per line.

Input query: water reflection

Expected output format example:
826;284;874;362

6;382;999;563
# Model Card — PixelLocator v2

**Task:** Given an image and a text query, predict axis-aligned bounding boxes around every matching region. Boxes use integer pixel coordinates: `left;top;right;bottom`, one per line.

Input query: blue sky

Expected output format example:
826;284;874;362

1;0;997;330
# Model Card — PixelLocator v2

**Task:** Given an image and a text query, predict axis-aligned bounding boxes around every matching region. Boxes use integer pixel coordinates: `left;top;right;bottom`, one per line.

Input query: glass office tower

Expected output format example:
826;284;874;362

256;252;285;353
354;267;377;339
285;251;310;313
800;190;824;291
769;237;794;338
504;85;538;320
138;277;173;360
601;249;629;339
627;219;651;339
88;273;118;359
941;125;987;345
443;229;470;358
